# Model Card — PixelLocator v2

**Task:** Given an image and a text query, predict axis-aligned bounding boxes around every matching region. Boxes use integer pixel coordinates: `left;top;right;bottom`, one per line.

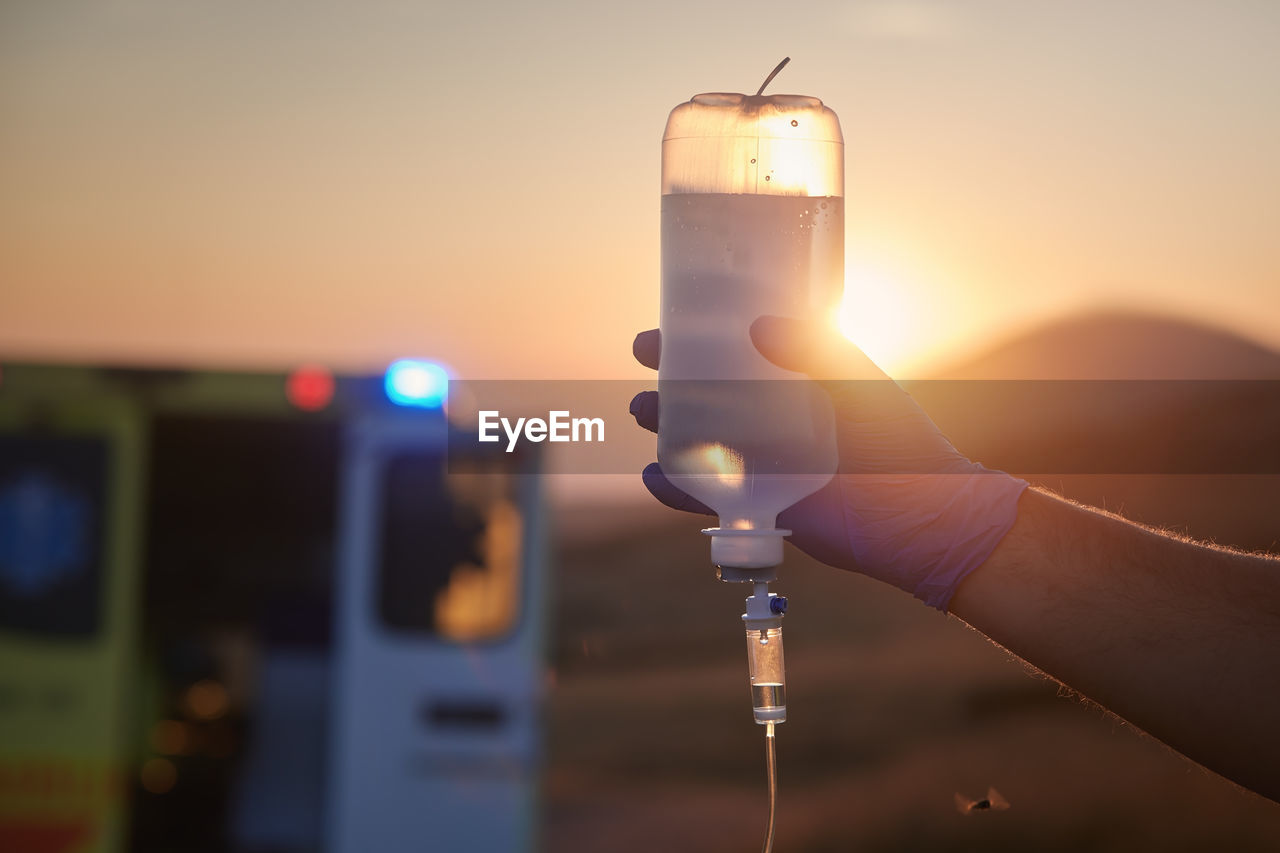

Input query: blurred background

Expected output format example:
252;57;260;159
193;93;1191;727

3;1;1279;851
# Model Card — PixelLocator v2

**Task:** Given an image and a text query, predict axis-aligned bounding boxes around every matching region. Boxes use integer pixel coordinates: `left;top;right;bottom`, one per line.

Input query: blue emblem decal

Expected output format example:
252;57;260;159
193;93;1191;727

0;473;92;597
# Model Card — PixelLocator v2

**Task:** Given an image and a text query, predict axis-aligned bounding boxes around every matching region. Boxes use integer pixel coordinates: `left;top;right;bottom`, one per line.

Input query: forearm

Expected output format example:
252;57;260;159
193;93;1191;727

949;487;1280;802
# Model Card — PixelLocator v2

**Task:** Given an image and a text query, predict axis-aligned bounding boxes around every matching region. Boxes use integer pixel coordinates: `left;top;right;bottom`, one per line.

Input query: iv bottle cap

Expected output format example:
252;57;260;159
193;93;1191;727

703;527;789;569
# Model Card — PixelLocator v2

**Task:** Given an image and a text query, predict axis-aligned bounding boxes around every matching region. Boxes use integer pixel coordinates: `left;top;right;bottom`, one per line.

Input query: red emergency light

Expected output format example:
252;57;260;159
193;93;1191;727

285;365;334;412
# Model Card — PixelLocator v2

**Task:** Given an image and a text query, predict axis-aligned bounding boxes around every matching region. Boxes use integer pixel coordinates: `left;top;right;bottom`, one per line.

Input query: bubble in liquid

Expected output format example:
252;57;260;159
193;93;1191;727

790;119;798;127
764;175;770;181
821;201;828;209
750;158;756;164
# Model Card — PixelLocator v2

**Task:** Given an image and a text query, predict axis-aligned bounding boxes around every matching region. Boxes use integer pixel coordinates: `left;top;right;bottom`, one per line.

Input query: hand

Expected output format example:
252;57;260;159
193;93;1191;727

630;315;1027;610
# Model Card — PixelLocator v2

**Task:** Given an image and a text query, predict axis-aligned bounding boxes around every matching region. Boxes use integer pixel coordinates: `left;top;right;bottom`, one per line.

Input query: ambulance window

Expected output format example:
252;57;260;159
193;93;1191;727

377;451;522;641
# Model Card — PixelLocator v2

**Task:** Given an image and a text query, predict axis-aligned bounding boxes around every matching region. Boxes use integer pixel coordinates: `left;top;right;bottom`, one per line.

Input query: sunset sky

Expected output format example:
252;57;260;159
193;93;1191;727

3;1;1278;378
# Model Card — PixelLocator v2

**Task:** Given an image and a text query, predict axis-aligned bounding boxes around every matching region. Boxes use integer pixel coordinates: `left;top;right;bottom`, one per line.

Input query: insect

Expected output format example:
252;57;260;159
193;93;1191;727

955;787;1010;815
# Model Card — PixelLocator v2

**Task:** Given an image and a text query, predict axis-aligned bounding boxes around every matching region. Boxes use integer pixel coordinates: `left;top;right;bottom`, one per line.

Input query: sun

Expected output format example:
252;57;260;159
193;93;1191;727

836;264;924;375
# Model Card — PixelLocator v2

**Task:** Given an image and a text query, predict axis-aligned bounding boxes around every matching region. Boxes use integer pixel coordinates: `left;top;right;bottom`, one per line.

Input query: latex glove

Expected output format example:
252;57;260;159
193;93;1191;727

630;316;1028;611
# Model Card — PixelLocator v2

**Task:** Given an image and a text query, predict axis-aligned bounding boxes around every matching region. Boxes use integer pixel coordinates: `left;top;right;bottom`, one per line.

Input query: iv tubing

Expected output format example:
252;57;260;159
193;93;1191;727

755;57;791;96
762;721;777;853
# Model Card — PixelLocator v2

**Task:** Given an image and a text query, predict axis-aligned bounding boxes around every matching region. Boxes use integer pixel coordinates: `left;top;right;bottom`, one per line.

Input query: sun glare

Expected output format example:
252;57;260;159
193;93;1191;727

837;265;922;375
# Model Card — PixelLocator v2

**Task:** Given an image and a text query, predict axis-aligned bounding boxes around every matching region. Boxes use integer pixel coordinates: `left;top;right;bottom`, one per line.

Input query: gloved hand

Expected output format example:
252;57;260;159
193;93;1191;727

630;315;1028;611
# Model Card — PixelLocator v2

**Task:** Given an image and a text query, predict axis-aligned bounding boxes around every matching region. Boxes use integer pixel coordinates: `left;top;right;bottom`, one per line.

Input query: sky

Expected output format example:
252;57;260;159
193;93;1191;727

2;0;1278;378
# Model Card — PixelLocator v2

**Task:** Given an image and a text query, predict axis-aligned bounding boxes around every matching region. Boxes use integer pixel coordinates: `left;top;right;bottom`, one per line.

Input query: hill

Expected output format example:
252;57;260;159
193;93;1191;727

934;311;1280;379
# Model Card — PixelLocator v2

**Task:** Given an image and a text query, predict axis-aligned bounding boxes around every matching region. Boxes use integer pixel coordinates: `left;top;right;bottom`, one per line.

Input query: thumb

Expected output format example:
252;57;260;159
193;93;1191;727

749;315;888;382
750;315;919;423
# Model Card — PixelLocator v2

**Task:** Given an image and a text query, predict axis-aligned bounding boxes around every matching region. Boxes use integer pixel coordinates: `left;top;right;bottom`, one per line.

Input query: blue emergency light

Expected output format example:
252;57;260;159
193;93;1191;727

384;359;449;408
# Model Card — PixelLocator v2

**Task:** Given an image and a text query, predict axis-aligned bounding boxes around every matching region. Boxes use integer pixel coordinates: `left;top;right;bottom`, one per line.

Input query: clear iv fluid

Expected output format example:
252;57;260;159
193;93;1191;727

751;683;786;711
659;193;841;532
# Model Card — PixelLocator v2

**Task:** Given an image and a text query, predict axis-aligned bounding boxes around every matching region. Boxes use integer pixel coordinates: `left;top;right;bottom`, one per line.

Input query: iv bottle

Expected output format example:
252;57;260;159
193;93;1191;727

659;92;844;568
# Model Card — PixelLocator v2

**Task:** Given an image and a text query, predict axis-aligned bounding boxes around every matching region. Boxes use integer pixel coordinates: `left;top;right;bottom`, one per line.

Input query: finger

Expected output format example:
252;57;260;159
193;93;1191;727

629;390;659;433
633;329;660;370
749;315;888;381
641;462;714;516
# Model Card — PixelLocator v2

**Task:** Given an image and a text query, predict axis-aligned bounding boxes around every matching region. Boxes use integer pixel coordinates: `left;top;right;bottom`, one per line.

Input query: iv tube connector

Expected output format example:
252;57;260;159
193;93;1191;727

744;581;787;725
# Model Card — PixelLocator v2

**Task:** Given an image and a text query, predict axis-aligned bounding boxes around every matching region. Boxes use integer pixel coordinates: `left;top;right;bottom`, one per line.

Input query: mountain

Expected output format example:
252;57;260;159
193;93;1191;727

908;310;1280;480
934;311;1280;379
